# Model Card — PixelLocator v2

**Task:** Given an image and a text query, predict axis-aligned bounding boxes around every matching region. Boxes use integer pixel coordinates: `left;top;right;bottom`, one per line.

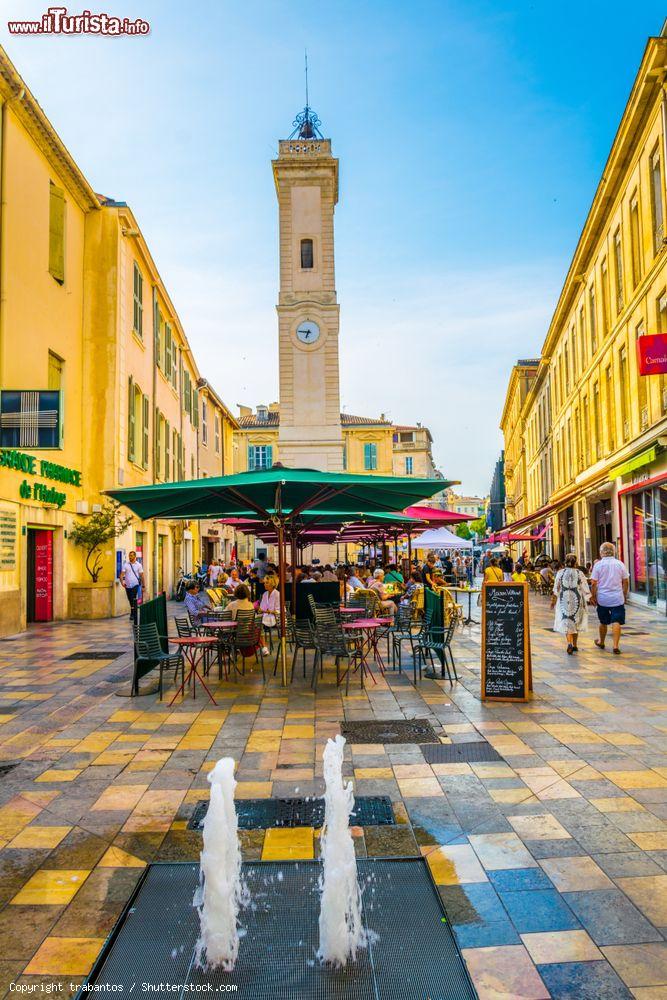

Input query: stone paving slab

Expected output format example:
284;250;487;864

0;596;665;998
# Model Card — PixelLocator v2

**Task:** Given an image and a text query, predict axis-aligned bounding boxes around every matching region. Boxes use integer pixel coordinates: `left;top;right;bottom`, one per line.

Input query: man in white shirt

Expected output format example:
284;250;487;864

120;551;144;623
590;542;629;655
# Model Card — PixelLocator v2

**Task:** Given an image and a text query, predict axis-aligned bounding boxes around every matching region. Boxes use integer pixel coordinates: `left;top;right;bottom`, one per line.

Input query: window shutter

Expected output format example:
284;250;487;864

128;377;135;461
192;389;199;428
248;445;254;471
48;183;65;283
165;325;172;379
154;407;161;478
165;419;170;481
142;395;149;469
266;445;273;467
172;338;178;387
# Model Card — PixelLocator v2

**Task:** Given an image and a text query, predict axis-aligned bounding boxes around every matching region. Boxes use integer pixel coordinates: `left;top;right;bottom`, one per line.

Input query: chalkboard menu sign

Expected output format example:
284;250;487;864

481;582;531;702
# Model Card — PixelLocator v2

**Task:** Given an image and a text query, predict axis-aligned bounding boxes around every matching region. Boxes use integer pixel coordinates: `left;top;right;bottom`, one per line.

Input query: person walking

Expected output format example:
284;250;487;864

552;553;591;654
500;549;514;581
590;542;629;654
120;550;144;624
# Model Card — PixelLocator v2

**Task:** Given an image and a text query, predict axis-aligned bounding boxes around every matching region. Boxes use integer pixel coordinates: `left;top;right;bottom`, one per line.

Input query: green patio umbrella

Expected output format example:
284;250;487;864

105;467;452;685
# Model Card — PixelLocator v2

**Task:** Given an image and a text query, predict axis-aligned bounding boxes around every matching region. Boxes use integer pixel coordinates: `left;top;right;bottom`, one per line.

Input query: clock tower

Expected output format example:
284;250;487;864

273;105;344;471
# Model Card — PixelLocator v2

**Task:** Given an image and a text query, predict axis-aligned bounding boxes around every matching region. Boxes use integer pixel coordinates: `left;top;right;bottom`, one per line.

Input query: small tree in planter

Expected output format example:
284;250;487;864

70;501;133;582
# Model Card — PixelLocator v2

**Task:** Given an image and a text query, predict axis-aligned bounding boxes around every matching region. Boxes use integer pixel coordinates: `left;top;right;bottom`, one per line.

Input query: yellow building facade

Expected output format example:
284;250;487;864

500;31;667;610
499;360;540;525
0;47;236;635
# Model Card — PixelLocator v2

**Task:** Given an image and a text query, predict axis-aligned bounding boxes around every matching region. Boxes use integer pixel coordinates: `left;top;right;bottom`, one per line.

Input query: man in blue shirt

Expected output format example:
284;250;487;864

184;583;211;624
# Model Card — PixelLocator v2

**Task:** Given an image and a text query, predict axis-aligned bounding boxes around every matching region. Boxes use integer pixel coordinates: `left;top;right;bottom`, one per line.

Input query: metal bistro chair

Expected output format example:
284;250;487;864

288;618;319;683
312;616;355;692
406;609;433;684
414;613;459;685
204;608;235;680
135;622;184;699
233;609;266;682
388;603;416;672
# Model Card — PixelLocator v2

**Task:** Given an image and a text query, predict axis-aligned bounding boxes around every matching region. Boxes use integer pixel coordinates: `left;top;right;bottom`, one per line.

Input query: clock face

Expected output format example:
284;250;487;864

296;320;320;345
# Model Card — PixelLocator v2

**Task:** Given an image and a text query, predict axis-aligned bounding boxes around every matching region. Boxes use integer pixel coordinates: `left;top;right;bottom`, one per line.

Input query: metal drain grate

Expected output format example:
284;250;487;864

62;651;124;661
421;741;502;764
188;796;395;831
81;860;476;1000
340;719;440;744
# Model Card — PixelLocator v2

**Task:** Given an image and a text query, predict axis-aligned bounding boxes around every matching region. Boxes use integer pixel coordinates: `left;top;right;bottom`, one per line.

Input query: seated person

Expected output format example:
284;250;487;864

184;582;211;623
512;563;528;583
368;569;397;619
225;568;241;592
226;584;264;658
384;563;404;585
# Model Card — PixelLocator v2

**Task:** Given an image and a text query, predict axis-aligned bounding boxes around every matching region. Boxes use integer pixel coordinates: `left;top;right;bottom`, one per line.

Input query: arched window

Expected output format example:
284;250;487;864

300;238;314;269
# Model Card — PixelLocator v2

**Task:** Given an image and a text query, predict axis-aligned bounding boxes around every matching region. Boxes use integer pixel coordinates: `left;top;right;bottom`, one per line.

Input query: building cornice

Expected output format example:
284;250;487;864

0;45;100;212
540;35;667;359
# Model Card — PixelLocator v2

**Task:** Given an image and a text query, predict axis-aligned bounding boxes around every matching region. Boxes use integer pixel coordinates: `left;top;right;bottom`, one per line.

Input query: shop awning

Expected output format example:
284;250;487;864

609;446;658;481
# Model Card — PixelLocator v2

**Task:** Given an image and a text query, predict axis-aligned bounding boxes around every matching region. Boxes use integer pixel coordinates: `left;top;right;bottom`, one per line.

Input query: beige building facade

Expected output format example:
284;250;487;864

500;31;667;610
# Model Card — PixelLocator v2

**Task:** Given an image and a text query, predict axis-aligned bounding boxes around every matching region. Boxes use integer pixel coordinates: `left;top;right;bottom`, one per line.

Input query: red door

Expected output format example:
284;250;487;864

33;530;54;622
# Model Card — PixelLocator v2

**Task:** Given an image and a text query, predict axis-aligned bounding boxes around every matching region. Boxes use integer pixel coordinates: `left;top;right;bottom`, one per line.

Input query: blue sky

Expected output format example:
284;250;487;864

2;0;665;493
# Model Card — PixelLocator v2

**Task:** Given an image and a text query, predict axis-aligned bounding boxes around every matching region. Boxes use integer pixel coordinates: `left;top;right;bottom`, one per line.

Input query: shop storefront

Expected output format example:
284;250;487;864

615;446;667;610
623;477;667;607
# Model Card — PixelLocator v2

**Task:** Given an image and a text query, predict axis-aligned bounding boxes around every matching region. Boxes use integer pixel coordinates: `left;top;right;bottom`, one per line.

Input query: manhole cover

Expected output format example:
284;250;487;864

62;651;124;661
80;860;476;1000
421;741;502;764
187;796;395;831
341;720;440;744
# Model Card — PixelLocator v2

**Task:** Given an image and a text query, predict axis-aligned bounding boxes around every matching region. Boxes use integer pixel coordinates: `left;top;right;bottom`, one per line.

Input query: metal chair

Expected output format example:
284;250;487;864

312;617;355;692
388;603;415;671
407;609;433;683
135;622;184;699
414;615;459;684
233;609;266;682
289;619;319;683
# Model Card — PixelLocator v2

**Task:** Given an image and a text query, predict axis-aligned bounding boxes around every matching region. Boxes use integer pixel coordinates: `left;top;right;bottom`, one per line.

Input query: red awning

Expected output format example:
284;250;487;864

403;505;475;525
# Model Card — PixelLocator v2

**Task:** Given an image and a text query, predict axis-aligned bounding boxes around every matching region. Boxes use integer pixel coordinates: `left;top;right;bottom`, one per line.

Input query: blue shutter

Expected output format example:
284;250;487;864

248;445;254;471
266;445;273;468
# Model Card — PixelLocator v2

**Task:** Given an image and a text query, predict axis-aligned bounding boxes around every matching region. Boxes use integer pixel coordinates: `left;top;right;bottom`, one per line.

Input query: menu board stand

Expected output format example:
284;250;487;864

481;581;532;702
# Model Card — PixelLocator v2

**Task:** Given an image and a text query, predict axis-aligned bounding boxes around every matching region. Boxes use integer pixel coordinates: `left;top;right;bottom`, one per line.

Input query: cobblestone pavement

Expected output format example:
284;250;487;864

0;595;665;999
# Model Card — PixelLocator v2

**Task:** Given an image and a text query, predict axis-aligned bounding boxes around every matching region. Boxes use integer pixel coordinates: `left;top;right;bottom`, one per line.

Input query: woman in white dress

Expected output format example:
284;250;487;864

552;553;591;655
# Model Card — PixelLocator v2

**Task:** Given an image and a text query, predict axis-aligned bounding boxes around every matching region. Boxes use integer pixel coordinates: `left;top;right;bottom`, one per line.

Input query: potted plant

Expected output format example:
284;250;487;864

68;501;132;619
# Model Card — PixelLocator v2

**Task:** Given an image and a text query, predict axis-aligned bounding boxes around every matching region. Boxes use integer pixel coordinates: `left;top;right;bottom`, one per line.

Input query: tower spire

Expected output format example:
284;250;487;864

288;51;323;140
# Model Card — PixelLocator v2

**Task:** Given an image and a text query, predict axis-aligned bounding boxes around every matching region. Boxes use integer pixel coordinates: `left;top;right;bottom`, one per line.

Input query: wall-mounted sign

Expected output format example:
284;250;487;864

0;449;81;508
19;480;66;508
1;449;81;485
0;508;17;569
637;334;667;376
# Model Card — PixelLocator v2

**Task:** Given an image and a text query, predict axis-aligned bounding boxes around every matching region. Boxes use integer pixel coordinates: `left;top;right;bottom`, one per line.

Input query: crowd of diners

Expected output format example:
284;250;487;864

179;550;478;637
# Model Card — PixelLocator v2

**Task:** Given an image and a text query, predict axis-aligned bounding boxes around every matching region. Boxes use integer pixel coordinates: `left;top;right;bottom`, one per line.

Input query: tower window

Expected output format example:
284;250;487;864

300;238;314;269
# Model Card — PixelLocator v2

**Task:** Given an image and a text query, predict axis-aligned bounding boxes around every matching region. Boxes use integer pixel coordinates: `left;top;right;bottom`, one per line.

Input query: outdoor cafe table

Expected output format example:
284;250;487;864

169;636;219;706
447;586;481;627
200;620;237;680
342;617;392;688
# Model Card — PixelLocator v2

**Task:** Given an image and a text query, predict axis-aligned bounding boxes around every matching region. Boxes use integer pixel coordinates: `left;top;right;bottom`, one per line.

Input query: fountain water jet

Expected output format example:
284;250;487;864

317;734;367;966
194;758;249;971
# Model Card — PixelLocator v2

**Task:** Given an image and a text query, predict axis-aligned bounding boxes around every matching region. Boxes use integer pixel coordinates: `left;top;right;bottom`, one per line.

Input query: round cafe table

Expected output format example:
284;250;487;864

447;587;481;626
201;620;237;680
341;618;391;688
169;636;219;705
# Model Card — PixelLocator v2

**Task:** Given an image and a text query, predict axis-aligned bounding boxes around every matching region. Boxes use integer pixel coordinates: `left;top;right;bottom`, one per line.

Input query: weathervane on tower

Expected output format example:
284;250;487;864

288;50;323;140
